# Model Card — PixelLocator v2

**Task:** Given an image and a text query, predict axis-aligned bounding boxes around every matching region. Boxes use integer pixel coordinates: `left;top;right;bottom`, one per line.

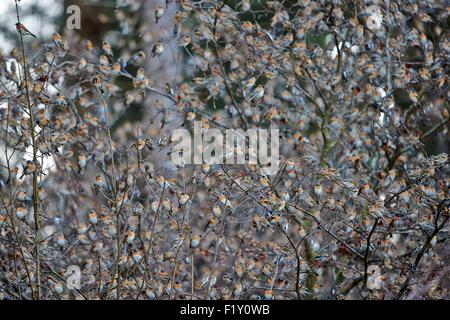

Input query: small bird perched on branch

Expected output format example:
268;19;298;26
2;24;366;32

19;160;36;179
15;23;36;38
155;5;165;23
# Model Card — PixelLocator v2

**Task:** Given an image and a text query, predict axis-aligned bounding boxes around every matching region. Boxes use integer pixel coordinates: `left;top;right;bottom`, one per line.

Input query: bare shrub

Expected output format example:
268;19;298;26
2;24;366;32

0;0;449;300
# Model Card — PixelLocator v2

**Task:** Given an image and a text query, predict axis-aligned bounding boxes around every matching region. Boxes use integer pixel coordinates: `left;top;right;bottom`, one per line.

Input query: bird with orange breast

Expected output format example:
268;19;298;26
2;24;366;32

15;23;36;38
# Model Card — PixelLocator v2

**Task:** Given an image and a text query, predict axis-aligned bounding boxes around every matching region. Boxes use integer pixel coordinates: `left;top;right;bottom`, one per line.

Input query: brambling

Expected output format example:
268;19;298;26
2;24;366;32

162;198;173;211
155;175;172;188
78;233;90;244
177;193;190;206
37;186;46;201
204;217;218;231
45;51;55;64
17;191;28;202
55;233;66;247
232;282;243;297
190;234;201;248
250;84;265;101
88;210;98;225
111;63;121;75
182;111;196;127
52;33;66;50
132;250;143;263
102;41;113;56
77;57;87;70
152;41;164;57
165;83;174;95
15;207;27;220
93;174;106;189
85;39;93;51
6;167;19;184
172;234;185;248
19;161;36;179
37;139;51;155
218;194;232;208
145;289;157;300
155;5;165;23
131;50;146;65
201;163;210;174
15;23;36;38
180;35;191;47
77;223;88;234
131;138;146;151
99;55;109;66
173;281;183;294
151;201;160;213
55;93;66;106
106;224;117;237
212;205;222;218
77;153;87;173
242;77;256;97
264;289;274;300
54;282;64;295
124;229;136;244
